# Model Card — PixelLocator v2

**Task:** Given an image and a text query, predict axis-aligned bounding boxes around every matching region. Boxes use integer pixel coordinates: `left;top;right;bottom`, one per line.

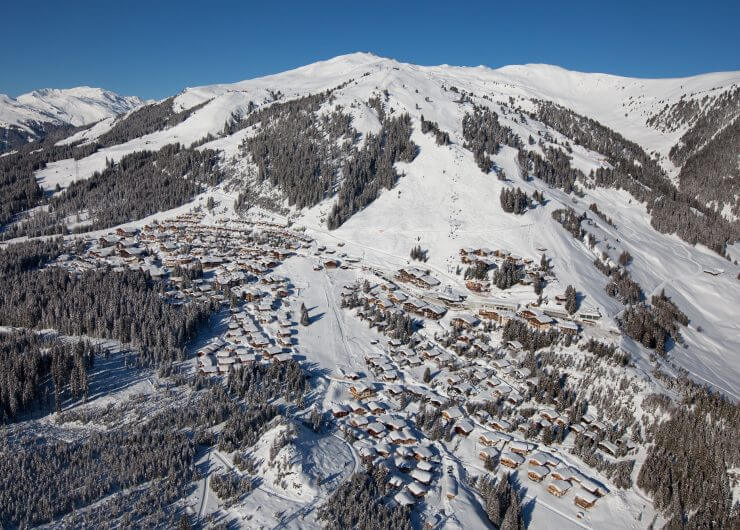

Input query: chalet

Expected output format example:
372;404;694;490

444;473;458;500
367;422;387;437
402;299;427;315
574;490;598;509
396;446;414;459
506;340;523;352
324;259;341;269
510;441;535;455
387;291;408;304
580;479;606;497
551;466;578;482
349;415;369;428
500;452;525;469
454;419;474;436
98;234;121;247
570;423;586;435
407;482;428;498
238;352;257;365
479;447;499;462
528;465;550;483
442;406;464;421
422;304;447;320
347;401;367;415
390;428;417;445
376;443;392;457
385;384;404;396
598;440;619;457
410;468;432;485
465;280;489;293
357;445;376;462
547;480;571;497
590;420;607;434
530;313;554;331
394;490;417;506
478;307;499;320
273;352;293;363
413;446;433;461
349;382;375;400
119;246;146;259
557;321;579;335
438;292;465;306
115;227;138;237
490;418;513;432
379;415;406;431
479;432;501;447
450;314;480;329
330;404;350;418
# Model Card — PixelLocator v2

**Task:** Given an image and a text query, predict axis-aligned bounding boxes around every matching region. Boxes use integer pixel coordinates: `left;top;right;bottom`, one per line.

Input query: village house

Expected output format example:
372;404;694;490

528;465;550;483
349;382;375;400
500;452;525;469
394;490;416;506
409;468;432;486
465;279;489;293
441;406;464;421
454;419;474;436
547;480;571;497
574;490;598;509
479;447;499;463
450;314;480;329
407;482;428;498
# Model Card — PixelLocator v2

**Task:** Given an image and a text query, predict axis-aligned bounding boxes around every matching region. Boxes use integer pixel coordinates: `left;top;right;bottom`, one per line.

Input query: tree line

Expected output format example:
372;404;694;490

9;142;223;238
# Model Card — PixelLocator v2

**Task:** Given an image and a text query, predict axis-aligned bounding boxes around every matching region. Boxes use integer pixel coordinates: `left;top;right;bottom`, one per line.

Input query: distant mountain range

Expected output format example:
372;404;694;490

0;86;143;151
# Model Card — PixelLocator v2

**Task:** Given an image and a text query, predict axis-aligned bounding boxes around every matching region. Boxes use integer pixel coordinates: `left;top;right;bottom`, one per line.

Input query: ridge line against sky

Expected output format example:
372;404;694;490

4;0;739;100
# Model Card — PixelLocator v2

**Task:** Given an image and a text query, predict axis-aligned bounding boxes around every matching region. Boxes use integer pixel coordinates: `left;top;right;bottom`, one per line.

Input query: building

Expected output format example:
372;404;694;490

349;382;375;399
500;452;525;469
527;465;550;483
574;490;598;509
547;480;571;497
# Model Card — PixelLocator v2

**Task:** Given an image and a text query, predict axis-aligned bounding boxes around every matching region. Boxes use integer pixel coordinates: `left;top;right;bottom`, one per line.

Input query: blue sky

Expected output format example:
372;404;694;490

3;0;739;100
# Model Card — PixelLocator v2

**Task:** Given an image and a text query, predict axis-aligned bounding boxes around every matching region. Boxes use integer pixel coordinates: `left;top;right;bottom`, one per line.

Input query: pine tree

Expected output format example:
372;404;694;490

300;306;310;326
565;285;578;315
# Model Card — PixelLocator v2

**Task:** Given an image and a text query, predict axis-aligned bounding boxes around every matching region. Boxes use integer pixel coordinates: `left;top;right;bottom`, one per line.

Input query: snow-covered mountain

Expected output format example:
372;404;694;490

28;52;739;392
2;53;739;530
0;86;143;150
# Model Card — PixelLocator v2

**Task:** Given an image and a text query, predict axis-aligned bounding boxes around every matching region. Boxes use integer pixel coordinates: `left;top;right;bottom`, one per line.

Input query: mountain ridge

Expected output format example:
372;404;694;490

0;86;143;152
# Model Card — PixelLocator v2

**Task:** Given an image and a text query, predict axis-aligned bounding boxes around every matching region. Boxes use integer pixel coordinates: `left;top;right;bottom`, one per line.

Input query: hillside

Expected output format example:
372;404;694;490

11;53;737;391
0;53;738;529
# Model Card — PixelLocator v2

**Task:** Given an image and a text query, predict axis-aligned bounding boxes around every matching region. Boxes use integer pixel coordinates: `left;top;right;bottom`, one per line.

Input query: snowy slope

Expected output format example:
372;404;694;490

28;53;740;396
0;86;143;132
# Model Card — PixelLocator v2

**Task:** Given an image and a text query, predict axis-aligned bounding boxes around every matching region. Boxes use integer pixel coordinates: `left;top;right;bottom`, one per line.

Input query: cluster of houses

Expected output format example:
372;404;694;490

197;305;296;374
329;383;445;505
63;211;624;518
396;267;441;289
342;280;448;328
70;213;311;308
51;213;314;380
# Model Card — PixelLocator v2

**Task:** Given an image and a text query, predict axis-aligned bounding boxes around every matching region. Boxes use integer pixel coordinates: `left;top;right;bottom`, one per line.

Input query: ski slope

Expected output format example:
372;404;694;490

30;52;740;398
